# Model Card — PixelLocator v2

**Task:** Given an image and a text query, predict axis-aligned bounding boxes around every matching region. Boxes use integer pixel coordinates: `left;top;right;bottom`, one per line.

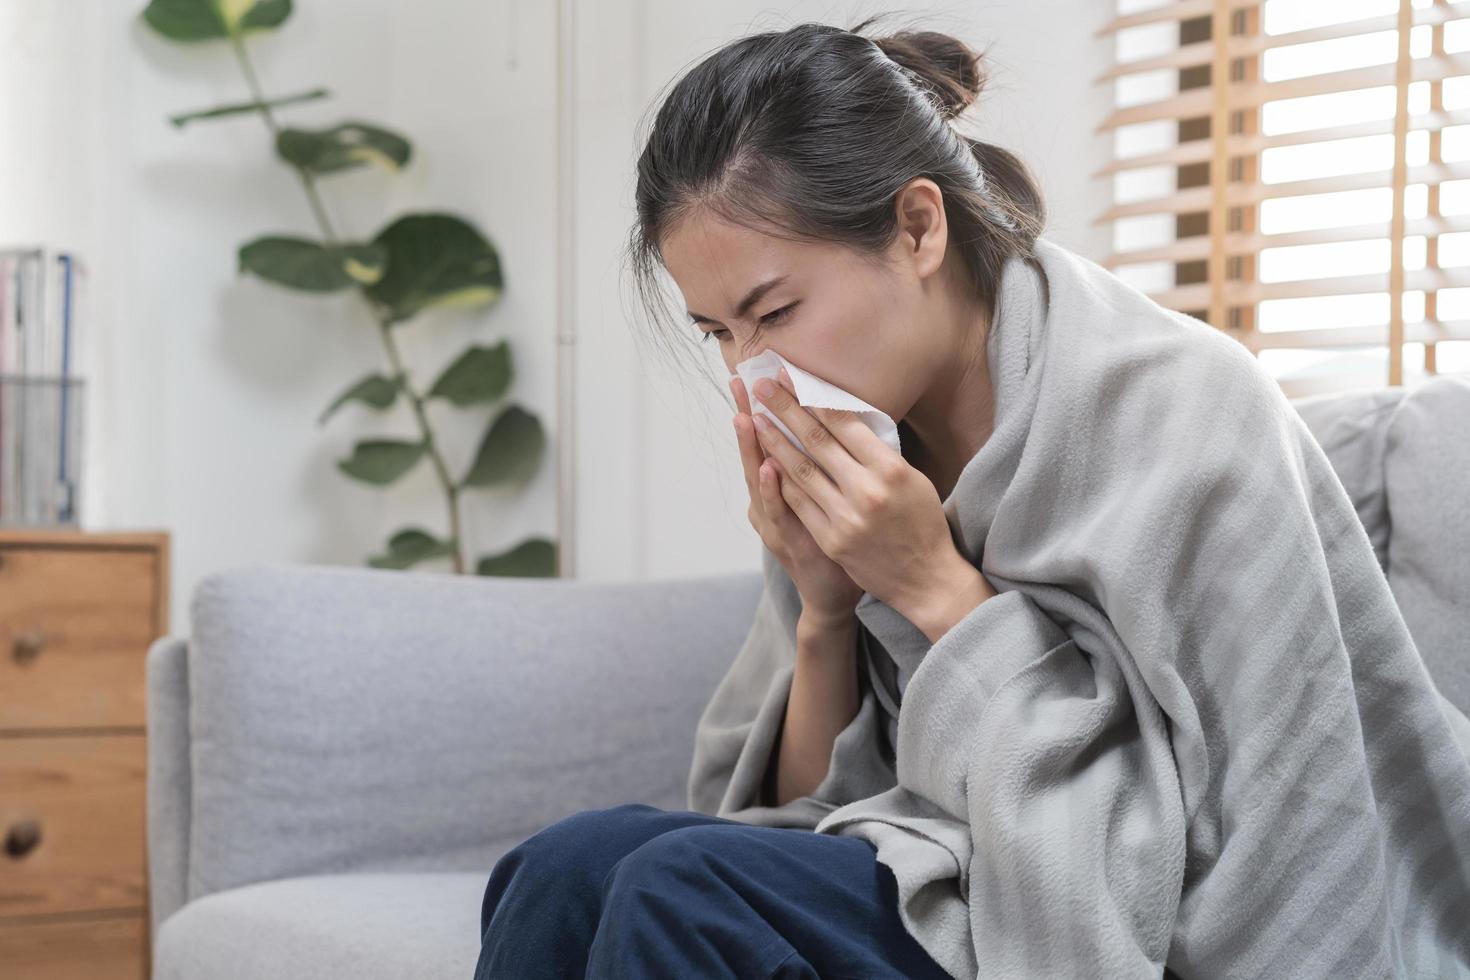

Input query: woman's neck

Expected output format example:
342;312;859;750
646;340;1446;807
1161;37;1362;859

900;304;996;500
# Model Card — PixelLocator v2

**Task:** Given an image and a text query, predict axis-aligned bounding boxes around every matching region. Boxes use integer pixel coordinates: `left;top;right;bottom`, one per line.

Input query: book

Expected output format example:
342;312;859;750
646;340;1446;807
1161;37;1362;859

0;245;88;526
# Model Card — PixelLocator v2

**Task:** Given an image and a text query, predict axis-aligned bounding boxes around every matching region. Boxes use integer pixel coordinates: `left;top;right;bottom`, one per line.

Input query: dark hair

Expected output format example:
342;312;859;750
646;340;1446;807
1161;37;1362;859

623;13;1046;390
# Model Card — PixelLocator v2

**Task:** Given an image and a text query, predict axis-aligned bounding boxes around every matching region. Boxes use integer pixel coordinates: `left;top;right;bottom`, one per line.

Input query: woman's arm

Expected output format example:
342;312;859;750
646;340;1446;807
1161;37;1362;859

903;552;998;644
689;544;896;822
762;610;861;807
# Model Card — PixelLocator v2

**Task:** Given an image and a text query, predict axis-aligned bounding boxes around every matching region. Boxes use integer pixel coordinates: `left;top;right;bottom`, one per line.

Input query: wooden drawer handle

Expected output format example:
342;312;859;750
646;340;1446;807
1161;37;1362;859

12;629;45;665
4;819;42;859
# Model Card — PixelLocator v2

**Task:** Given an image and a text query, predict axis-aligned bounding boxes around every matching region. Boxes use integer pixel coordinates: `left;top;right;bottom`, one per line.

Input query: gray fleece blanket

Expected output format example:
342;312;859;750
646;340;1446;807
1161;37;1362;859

687;235;1470;979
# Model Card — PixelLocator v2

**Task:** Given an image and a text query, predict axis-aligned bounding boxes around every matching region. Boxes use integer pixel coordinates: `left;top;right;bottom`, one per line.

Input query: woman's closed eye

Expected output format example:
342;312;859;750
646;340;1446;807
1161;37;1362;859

701;301;799;343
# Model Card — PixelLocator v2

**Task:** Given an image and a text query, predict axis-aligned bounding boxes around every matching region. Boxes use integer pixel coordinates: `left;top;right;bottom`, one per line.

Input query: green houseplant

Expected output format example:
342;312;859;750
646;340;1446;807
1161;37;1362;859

140;0;557;577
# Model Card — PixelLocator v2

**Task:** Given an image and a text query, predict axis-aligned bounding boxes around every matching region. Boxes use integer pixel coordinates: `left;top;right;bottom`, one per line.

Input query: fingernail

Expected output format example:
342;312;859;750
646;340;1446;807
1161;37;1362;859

755;379;776;399
779;366;791;387
753;414;770;432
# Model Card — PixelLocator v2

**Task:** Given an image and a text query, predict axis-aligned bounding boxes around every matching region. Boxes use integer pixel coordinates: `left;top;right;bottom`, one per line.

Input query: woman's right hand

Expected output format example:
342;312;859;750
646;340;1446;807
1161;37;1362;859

731;374;865;622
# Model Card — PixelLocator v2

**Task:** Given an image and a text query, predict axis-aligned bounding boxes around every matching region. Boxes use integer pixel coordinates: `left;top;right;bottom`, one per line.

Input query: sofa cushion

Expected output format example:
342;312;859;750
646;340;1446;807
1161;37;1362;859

1383;376;1470;717
153;872;488;979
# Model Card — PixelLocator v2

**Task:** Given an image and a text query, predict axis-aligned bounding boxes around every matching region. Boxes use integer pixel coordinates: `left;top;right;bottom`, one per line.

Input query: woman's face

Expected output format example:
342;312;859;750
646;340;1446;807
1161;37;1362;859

659;200;945;422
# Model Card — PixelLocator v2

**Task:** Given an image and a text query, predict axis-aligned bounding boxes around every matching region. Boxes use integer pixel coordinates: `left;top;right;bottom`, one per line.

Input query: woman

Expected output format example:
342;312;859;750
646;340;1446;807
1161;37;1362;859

476;14;1470;980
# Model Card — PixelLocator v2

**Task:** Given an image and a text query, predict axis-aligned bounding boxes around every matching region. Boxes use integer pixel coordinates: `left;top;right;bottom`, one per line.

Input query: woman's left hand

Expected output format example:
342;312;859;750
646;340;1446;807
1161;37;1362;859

750;366;991;632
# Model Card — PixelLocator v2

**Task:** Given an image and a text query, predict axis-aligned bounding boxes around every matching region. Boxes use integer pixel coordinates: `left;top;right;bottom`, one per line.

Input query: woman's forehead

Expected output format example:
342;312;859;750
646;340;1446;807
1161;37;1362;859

664;210;785;269
663;213;841;310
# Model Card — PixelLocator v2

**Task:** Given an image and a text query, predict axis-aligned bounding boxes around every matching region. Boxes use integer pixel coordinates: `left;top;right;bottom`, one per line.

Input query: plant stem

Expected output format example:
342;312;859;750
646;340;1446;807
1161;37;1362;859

373;315;466;573
227;32;338;240
226;29;467;574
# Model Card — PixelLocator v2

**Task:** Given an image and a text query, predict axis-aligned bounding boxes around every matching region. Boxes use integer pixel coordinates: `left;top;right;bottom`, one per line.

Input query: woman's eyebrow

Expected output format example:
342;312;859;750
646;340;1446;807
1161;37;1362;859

687;275;790;324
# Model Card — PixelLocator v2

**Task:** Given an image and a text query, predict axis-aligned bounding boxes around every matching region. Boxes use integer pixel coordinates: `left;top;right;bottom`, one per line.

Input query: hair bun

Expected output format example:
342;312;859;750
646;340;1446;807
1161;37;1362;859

874;30;985;121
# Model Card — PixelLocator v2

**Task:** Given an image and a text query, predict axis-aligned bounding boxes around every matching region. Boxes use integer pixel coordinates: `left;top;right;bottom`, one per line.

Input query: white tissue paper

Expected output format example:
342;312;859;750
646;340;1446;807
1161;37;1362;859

733;349;902;463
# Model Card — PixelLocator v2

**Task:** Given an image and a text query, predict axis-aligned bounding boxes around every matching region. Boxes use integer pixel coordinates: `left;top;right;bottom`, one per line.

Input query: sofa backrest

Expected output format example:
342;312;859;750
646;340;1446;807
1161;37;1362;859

1290;376;1470;716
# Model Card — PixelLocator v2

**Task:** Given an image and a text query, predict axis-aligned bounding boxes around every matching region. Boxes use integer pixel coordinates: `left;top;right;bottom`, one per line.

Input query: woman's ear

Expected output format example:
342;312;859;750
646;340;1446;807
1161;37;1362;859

892;178;948;281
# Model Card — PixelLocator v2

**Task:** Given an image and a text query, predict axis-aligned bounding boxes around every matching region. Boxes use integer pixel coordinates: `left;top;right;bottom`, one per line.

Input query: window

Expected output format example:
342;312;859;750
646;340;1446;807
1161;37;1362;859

1098;0;1470;396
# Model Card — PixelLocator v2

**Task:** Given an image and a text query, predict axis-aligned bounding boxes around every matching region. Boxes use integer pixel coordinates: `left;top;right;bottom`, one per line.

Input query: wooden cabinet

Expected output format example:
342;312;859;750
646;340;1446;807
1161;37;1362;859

0;529;168;980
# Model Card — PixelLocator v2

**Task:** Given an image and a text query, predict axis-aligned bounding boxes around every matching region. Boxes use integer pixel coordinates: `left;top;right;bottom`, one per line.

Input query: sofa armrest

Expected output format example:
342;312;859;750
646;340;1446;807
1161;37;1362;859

146;635;192;944
146;560;762;922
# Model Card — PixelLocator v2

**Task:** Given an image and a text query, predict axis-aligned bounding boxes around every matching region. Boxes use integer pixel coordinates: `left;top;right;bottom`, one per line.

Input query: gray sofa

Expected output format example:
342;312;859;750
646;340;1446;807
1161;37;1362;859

146;377;1470;979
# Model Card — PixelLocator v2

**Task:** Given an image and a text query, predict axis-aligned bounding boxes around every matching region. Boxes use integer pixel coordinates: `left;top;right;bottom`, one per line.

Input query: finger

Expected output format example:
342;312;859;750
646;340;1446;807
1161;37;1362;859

730;375;757;425
770;367;895;470
731;376;774;502
732;377;770;458
759;458;797;532
734;412;766;513
750;409;842;519
808;405;899;470
751;371;864;497
761;458;791;520
771;456;831;541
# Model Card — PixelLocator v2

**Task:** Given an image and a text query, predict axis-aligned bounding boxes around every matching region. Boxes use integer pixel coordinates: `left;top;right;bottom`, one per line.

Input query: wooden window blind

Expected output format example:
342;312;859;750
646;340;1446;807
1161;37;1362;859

1097;0;1470;397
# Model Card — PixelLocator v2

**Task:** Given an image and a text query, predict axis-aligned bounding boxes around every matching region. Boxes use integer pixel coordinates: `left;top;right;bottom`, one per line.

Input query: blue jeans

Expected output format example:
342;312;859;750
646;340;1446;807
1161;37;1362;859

474;802;955;979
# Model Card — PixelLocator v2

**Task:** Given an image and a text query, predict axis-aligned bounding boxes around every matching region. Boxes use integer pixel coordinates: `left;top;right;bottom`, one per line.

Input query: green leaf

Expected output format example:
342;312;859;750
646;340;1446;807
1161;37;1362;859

337;244;388;285
476;538;558;577
318;374;401;427
277;121;413;175
233;0;291;32
141;0;227;39
368;527;457;570
461;405;545;487
364;213;503;323
169;88;330;128
427;342;512;407
336;438;427;485
239;237;387;291
141;0;290;41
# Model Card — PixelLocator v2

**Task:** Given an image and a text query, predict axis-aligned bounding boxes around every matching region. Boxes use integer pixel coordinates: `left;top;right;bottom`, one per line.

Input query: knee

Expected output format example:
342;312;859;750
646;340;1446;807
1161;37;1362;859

591;826;751;956
482;804;658;936
518;802;653;855
604;823;744;895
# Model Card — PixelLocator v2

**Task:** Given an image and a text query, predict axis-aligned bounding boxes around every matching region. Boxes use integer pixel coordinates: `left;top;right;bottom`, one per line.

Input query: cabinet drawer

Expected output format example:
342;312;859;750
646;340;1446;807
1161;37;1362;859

0;912;145;980
0;735;147;919
0;546;159;730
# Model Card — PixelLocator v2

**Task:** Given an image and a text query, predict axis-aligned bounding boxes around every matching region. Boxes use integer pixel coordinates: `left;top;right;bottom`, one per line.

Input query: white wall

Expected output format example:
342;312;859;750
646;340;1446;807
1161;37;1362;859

1;1;1107;637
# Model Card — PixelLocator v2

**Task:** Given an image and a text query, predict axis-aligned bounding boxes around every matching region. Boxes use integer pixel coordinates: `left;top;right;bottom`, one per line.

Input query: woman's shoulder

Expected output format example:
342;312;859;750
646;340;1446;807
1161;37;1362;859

1035;238;1280;420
